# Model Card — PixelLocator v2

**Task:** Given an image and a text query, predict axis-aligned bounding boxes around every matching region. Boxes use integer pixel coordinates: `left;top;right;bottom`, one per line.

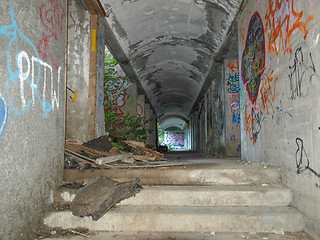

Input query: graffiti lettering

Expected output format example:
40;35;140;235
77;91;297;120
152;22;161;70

226;72;239;93
105;77;132;128
288;46;319;99
37;0;66;71
265;0;314;56
260;68;278;115
0;6;60;118
227;61;239;73
295;138;320;178
242;11;265;104
245;105;265;144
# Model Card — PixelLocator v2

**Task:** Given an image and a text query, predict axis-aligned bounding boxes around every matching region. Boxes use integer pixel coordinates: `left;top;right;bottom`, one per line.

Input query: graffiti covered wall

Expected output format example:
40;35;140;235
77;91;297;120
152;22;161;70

225;59;241;156
0;1;66;239
239;1;320;238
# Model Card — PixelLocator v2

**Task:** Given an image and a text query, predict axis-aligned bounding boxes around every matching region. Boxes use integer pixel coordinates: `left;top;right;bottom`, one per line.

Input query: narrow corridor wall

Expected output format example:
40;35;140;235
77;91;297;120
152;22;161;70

239;1;320;238
225;59;241;156
0;1;66;239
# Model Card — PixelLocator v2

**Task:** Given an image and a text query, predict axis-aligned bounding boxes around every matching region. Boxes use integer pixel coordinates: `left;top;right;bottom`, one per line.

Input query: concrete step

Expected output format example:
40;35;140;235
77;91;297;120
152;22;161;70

63;160;281;185
44;206;304;233
42;231;314;240
54;184;292;207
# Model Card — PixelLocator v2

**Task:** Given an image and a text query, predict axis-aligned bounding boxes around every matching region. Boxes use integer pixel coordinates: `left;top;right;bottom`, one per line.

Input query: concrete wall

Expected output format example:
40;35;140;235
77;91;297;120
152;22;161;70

66;0;90;142
195;64;226;156
224;58;241;156
0;1;66;239
239;1;320;238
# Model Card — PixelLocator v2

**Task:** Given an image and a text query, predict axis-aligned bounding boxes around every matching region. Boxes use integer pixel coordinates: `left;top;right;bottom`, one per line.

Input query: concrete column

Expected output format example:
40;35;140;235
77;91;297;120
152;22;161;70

144;103;151;144
137;94;145;117
66;1;91;142
224;58;241;156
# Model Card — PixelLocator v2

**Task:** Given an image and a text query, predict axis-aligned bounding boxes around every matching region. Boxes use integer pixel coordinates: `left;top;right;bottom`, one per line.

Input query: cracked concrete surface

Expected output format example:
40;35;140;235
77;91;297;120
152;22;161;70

101;0;242;130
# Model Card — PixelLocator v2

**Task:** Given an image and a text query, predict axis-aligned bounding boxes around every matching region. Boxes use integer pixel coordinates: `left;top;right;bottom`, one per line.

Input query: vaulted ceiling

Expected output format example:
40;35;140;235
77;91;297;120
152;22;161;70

101;0;242;130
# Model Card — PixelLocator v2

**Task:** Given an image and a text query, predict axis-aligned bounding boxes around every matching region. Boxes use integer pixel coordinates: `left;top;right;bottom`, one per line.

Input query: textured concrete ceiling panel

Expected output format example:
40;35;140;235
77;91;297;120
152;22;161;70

102;0;242;129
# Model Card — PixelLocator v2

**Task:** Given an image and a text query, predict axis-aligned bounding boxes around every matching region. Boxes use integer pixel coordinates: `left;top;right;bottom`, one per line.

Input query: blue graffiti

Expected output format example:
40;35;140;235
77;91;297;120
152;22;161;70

0;6;52;117
232;112;240;124
226;72;239;93
0;95;8;140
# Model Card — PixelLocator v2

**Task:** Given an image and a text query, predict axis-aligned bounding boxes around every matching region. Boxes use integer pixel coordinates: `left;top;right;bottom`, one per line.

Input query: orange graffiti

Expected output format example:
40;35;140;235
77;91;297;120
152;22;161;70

265;0;314;56
245;103;257;144
227;61;239;72
260;69;278;115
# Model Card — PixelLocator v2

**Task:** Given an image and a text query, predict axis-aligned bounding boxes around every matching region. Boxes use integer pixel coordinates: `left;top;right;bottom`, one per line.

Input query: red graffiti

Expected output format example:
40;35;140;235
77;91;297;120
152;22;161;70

37;0;66;71
265;0;314;56
105;77;132;128
227;61;239;73
137;103;143;117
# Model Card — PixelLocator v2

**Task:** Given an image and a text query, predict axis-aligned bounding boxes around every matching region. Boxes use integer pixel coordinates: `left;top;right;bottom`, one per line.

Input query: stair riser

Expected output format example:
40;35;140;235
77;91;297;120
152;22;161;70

63;168;281;185
54;187;292;207
44;210;304;233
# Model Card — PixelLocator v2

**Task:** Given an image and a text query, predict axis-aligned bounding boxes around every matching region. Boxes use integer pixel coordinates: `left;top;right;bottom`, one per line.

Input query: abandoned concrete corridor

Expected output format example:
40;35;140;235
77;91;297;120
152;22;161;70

0;0;319;239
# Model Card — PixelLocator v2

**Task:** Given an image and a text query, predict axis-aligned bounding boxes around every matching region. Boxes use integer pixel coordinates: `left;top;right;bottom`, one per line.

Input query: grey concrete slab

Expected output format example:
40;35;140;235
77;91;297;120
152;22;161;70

44;206;304;233
54;184;292;207
43;231;314;240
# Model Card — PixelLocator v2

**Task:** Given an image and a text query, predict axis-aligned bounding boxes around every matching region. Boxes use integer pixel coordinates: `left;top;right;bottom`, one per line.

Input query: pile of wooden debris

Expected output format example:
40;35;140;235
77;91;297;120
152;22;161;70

65;135;182;169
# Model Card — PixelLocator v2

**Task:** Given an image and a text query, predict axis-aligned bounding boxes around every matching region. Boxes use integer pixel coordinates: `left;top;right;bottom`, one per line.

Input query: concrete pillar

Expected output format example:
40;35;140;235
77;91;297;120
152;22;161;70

137;94;145;118
144;103;151;144
66;1;91;142
224;58;241;156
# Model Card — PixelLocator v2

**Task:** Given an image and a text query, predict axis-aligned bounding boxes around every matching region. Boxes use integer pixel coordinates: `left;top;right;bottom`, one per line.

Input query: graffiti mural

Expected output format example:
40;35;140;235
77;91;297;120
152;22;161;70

166;133;185;147
265;0;314;56
0;6;60;119
241;11;265;104
37;0;66;71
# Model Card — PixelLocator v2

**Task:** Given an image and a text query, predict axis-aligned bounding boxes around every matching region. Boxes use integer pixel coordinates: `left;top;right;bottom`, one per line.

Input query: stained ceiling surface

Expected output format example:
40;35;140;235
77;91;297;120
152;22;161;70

101;0;242;130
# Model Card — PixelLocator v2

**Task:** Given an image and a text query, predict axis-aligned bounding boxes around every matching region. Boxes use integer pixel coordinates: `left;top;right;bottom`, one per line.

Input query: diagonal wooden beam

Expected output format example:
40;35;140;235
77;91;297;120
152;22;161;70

81;0;107;17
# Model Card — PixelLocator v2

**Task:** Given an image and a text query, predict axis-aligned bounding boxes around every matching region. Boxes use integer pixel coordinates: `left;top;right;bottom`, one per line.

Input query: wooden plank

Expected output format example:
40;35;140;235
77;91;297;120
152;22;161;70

87;14;98;141
81;0;107;17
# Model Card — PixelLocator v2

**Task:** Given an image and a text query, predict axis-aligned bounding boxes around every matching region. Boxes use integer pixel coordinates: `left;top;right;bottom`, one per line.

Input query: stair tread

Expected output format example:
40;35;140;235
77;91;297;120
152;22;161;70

46;205;300;215
42;231;314;240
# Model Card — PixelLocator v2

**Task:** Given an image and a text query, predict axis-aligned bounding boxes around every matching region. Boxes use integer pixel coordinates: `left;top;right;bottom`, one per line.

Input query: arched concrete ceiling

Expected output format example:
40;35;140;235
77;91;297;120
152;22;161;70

101;0;242;130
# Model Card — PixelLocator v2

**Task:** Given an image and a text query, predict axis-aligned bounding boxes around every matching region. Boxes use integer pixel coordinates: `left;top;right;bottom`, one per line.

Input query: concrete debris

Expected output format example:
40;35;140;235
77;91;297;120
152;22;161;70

70;176;142;221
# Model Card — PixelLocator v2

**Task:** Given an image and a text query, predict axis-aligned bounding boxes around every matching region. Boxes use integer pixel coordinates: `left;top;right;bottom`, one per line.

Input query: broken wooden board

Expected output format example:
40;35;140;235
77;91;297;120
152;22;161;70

66;143;112;159
133;154;156;162
124;140;165;159
96;153;134;165
70;176;142;221
82;135;113;152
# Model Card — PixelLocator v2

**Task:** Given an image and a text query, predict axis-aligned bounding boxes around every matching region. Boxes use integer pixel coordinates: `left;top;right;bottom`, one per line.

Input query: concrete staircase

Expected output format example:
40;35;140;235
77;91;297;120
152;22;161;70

43;158;310;239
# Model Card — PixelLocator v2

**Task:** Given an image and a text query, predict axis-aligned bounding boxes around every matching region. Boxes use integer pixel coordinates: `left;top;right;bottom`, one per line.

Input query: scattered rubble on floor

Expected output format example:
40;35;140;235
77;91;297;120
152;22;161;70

34;227;91;239
71;176;142;221
65;135;182;169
